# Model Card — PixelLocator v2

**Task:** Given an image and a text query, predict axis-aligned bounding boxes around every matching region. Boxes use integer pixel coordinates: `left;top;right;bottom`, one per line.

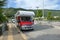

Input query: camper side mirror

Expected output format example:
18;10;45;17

18;20;21;23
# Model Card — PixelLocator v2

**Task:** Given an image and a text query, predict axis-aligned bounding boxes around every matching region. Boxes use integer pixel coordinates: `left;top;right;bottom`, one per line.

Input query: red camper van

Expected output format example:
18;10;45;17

15;11;35;30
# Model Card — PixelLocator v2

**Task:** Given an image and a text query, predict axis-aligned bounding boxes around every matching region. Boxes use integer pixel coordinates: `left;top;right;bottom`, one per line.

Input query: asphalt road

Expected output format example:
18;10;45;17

1;20;60;40
22;20;60;40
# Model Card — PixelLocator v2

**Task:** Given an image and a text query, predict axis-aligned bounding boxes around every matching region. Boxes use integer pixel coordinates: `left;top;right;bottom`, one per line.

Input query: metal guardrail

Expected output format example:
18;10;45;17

0;23;5;33
0;24;3;36
0;23;8;36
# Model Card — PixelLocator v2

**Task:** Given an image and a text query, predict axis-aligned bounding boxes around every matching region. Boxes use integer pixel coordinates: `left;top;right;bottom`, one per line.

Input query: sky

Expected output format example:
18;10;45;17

5;0;60;10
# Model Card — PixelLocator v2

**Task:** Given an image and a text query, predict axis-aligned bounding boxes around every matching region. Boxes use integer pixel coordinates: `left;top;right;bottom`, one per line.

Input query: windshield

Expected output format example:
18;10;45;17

21;16;31;21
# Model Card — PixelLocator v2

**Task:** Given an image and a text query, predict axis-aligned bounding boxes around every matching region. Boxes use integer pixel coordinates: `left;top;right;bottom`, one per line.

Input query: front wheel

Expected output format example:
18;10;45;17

20;27;23;31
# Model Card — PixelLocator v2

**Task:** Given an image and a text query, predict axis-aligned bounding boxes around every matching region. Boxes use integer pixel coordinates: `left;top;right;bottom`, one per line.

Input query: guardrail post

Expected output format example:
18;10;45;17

0;24;3;36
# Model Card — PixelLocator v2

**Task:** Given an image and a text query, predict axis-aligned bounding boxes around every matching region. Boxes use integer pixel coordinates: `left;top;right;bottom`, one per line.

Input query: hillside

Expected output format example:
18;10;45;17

2;8;60;17
44;10;60;17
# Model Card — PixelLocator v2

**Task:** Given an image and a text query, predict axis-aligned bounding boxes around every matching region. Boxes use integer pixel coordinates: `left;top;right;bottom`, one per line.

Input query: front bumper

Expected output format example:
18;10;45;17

21;25;34;30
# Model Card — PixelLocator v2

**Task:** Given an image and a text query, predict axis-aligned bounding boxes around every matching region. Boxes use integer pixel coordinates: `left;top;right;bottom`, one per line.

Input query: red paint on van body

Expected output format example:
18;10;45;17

19;21;33;26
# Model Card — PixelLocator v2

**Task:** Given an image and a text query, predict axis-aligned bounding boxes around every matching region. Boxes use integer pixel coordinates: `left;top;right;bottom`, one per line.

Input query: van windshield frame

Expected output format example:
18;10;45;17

20;16;31;21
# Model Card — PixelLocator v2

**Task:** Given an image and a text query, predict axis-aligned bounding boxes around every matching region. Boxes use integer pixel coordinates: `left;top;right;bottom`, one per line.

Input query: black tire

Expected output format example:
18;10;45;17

20;27;23;31
31;28;34;31
17;25;20;28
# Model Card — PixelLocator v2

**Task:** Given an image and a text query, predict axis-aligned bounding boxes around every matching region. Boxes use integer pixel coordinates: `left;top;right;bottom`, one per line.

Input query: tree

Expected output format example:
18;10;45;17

38;10;42;17
0;0;7;23
47;11;52;20
0;0;6;7
36;10;42;17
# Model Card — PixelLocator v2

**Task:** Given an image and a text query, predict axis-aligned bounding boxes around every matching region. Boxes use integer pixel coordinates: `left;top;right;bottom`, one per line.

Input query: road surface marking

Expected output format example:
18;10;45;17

15;26;27;40
8;23;13;40
20;32;27;40
0;36;3;40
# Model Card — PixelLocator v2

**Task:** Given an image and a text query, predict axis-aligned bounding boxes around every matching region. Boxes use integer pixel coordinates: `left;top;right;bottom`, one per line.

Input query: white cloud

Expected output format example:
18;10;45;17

14;0;60;10
44;0;59;9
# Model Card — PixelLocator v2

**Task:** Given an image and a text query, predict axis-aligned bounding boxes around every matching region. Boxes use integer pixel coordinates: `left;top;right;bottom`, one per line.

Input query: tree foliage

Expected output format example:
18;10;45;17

47;11;52;20
0;0;6;7
35;10;42;17
0;0;7;23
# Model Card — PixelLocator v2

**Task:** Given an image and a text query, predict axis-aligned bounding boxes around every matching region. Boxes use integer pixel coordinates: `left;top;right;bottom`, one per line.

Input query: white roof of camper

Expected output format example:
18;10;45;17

16;11;35;16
